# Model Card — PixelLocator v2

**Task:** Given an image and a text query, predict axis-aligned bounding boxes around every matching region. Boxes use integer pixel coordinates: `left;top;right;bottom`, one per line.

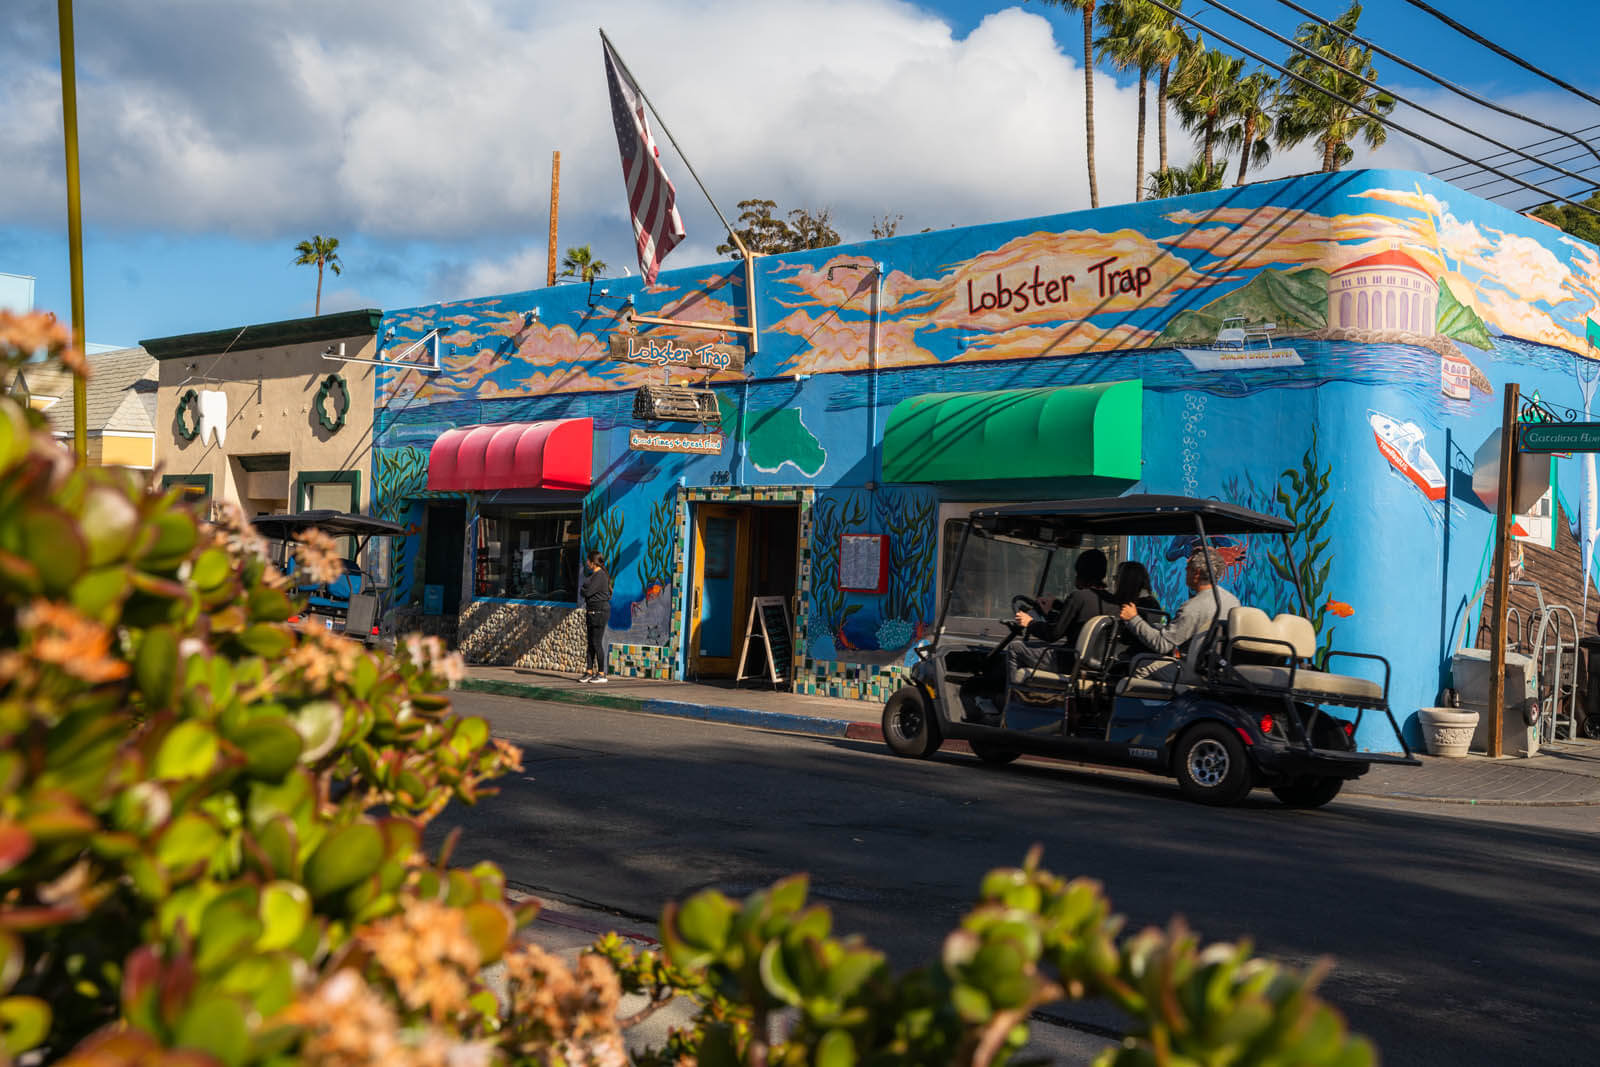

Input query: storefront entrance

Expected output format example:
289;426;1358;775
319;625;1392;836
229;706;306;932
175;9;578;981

689;503;799;679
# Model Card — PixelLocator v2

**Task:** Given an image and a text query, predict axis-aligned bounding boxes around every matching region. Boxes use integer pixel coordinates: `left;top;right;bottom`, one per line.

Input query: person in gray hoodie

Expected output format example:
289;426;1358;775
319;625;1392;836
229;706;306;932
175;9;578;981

1119;548;1239;685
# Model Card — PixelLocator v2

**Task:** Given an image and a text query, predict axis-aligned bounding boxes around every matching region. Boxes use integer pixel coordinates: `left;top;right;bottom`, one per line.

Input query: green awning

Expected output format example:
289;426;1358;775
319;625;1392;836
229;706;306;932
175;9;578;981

881;379;1142;487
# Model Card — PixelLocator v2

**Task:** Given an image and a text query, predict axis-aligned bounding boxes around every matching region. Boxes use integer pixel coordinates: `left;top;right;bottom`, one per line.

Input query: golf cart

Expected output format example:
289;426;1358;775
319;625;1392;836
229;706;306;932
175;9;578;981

251;510;404;648
881;495;1418;807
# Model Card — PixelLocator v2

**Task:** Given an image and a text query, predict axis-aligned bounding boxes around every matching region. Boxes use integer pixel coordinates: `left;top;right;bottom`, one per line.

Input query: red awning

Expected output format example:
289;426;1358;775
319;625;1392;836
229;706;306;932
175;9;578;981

426;418;593;493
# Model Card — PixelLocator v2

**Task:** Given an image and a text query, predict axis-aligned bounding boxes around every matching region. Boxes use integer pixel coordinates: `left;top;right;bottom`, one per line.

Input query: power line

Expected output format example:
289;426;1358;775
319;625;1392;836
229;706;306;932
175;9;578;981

1195;0;1600;198
1457;150;1600;197
1139;0;1600;219
1401;0;1600;111
1433;123;1600;178
1264;0;1600;170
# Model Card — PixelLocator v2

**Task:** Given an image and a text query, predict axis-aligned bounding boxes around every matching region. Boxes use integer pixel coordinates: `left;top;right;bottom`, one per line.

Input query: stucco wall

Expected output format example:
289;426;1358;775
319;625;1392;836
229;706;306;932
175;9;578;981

95;433;155;469
155;334;377;513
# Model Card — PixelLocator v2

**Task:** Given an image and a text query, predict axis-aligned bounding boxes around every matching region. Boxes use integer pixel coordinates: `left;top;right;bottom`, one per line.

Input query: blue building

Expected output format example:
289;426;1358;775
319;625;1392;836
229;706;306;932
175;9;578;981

372;169;1600;751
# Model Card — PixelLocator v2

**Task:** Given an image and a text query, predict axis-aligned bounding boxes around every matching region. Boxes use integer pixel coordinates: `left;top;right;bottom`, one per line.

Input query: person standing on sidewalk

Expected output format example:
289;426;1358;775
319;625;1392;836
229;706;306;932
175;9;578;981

579;551;612;683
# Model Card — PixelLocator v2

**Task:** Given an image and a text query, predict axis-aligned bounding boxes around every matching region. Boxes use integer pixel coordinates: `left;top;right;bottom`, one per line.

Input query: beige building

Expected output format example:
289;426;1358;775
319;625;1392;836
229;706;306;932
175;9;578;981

144;310;381;517
7;346;159;468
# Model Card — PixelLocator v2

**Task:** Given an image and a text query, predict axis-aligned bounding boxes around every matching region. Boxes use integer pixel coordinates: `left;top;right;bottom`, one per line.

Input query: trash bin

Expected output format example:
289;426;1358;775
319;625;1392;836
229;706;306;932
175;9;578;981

1578;636;1600;739
1451;647;1540;756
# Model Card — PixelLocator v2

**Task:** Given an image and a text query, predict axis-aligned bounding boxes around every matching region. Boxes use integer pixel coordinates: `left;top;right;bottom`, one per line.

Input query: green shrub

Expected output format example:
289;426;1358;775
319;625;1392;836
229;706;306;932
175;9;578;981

0;311;1371;1066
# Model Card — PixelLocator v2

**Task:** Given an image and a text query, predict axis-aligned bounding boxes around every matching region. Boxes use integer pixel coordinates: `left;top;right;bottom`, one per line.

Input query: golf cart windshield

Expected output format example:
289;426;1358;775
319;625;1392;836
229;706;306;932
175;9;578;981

941;524;1122;630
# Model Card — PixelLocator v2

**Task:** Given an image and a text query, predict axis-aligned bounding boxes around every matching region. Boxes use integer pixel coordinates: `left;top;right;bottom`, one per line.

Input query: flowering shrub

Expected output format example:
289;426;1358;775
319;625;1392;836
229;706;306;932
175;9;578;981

0;311;1373;1066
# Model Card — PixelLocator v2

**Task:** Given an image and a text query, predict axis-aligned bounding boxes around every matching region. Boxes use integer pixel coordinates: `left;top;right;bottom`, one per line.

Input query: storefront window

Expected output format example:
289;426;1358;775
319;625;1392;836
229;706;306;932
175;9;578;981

940;519;1121;621
475;506;582;601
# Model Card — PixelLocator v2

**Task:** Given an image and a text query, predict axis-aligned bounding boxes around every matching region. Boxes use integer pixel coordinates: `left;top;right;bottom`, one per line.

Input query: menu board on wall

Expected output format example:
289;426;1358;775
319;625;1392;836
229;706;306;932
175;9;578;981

839;534;888;594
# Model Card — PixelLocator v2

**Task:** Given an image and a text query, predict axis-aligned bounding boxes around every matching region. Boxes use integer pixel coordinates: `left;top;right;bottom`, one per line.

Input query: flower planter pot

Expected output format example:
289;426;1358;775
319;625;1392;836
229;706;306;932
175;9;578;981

1417;706;1479;757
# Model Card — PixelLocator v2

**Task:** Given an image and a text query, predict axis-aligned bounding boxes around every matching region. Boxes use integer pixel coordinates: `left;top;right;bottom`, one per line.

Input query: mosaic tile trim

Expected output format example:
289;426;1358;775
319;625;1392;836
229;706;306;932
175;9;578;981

794;657;913;703
610;643;673;680
668;486;816;688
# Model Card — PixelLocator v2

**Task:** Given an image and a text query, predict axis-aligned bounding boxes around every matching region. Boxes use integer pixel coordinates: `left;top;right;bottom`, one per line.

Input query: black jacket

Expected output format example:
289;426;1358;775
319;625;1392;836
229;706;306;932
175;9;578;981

1028;585;1117;647
580;566;612;615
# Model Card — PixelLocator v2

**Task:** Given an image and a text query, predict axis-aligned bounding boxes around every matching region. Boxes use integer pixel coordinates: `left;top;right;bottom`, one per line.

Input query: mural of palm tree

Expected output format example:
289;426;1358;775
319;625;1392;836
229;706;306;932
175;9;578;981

292;235;342;316
1037;0;1100;209
1171;37;1243;172
559;245;608;282
1223;69;1277;185
1096;0;1155;201
1131;0;1187;176
1274;1;1394;173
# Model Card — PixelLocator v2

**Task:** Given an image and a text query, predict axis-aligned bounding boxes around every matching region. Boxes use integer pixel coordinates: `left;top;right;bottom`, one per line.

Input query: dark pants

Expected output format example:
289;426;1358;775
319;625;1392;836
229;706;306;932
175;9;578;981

585;613;608;674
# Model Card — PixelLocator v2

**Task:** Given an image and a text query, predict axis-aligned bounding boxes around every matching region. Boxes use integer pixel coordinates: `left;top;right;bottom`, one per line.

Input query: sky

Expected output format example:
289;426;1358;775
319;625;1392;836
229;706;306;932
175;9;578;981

2;0;1596;348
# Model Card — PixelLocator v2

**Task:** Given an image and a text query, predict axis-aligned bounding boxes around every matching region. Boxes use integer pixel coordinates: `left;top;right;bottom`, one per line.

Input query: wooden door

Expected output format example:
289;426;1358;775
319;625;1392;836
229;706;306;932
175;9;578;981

690;505;751;676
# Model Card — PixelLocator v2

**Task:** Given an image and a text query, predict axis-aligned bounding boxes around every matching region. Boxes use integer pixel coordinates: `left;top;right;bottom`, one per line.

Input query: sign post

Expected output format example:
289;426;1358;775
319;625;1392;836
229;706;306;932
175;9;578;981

1487;383;1520;758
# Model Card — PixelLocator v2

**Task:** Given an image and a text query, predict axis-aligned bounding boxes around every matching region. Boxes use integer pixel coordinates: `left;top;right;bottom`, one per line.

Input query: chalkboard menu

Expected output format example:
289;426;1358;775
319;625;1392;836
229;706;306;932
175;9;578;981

839;534;888;594
736;596;792;687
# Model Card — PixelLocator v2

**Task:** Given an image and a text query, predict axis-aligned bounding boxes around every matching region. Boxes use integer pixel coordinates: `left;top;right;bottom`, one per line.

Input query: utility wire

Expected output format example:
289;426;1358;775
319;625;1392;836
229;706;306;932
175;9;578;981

1263;0;1600;170
1140;0;1600;219
1433;123;1600;177
1401;0;1600;111
1458;150;1600;197
1196;0;1600;194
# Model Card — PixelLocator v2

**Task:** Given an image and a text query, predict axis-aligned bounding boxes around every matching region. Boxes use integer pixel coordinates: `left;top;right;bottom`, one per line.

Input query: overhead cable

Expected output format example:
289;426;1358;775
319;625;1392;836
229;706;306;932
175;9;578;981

1457;151;1600;197
1433;123;1600;178
1195;0;1600;194
1262;0;1600;170
1401;0;1600;111
1140;0;1600;219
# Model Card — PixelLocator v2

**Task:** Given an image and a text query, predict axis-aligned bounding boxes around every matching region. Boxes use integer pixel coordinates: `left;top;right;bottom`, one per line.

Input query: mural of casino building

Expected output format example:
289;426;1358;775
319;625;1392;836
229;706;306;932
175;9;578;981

371;168;1600;751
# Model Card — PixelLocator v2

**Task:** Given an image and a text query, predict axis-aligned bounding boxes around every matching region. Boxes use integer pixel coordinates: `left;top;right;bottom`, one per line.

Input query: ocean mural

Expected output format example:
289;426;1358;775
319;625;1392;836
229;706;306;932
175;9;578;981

373;168;1600;750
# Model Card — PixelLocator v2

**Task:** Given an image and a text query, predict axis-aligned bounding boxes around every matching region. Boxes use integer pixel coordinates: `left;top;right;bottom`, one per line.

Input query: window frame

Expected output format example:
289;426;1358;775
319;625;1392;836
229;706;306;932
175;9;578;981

472;503;584;605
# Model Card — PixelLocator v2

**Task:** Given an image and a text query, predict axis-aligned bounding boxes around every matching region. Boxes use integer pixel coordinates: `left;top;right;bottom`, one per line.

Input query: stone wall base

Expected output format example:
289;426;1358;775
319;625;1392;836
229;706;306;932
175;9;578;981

458;599;587;672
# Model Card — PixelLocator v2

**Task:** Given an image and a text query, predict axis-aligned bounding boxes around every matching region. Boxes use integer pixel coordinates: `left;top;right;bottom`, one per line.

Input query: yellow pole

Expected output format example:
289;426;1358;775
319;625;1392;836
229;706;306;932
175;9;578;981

546;150;560;288
57;0;88;461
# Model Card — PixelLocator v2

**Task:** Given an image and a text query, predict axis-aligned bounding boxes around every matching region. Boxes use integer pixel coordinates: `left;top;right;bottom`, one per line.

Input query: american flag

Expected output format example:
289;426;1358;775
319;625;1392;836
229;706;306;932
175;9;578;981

603;37;685;285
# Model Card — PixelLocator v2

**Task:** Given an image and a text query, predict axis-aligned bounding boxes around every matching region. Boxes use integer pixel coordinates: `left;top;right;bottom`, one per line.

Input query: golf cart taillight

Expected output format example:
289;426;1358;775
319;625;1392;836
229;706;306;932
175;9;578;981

288;615;300;623
1342;721;1355;738
1258;714;1275;735
371;626;380;635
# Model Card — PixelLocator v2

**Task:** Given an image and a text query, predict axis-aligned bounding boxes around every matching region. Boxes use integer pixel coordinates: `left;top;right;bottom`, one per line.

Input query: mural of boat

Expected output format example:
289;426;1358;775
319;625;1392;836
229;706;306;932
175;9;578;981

1369;410;1446;501
1178;317;1305;370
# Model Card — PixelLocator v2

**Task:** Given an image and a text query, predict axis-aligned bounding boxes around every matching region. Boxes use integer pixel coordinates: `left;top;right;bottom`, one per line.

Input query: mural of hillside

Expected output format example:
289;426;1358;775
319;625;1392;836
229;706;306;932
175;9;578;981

1154;267;1329;345
1437;279;1495;350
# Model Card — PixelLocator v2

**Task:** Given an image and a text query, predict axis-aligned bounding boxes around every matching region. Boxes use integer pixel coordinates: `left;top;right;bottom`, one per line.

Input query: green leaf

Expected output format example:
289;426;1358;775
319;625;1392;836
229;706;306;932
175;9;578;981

237;623;292;660
676;890;736;952
461;900;512;963
134;626;180;709
303;822;385;898
253;816;297;878
216;953;296;1019
79;487;142;568
20;507;87;593
145;510;199;568
190;547;232;592
229;717;303;781
69;565;133;622
0;400;30;472
154;721;220;781
0;995;51;1056
759;941;801;1006
196;895;264;975
816;1029;857;1067
173;991;249;1067
156;812;224;876
257;882;310;952
293;701;344;763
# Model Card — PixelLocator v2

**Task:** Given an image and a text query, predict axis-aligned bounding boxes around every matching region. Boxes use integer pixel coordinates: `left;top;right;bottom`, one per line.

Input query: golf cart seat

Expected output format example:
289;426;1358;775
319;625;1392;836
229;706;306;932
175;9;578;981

1006;615;1115;691
1223;608;1386;707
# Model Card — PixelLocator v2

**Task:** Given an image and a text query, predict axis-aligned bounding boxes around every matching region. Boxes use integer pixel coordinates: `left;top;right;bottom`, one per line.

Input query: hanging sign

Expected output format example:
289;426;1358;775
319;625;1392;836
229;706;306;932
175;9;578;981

627;428;724;454
608;332;746;374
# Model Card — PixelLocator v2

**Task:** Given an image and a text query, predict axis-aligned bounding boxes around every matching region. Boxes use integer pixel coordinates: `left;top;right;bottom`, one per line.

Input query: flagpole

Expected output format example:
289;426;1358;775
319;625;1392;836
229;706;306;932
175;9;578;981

58;0;88;461
599;28;749;260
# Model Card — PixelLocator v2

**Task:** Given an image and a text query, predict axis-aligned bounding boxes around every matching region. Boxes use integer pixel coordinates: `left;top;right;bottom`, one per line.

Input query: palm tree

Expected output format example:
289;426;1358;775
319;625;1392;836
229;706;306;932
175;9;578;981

1130;0;1187;175
1096;0;1154;201
1145;156;1228;199
1171;37;1243;172
1037;0;1100;209
559;245;608;283
1274;1;1394;172
292;235;342;316
1222;69;1277;185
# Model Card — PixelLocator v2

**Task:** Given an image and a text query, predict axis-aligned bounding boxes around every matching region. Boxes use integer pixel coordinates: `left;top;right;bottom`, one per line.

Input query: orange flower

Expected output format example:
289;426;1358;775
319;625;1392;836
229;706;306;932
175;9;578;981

20;601;129;684
1325;599;1355;619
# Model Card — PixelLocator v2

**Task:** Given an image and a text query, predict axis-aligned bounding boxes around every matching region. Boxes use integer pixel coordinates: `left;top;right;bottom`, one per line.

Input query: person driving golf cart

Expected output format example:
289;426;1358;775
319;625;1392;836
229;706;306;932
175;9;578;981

1007;548;1117;678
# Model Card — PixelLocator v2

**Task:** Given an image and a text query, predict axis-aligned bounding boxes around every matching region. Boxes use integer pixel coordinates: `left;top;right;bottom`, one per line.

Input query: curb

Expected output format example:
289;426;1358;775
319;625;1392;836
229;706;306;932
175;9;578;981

461;678;1600;807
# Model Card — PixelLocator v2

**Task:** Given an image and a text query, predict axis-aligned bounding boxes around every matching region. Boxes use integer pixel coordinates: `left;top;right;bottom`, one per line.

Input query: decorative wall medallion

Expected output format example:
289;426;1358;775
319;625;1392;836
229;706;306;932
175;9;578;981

314;373;349;432
175;388;202;441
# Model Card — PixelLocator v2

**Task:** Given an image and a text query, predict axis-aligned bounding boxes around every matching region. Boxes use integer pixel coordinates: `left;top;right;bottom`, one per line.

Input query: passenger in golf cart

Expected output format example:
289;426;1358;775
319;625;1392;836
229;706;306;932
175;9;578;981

881;496;1417;808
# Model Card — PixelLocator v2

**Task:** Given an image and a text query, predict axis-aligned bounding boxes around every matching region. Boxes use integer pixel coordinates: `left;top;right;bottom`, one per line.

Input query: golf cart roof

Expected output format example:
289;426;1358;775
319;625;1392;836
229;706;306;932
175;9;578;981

969;495;1294;540
250;510;404;540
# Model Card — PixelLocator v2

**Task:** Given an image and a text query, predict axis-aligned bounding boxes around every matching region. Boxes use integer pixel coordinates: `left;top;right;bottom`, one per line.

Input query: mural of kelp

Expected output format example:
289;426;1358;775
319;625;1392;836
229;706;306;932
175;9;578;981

373;446;431;603
808;492;868;653
874;489;937;649
635;491;676;598
1269;421;1343;662
583;489;624;573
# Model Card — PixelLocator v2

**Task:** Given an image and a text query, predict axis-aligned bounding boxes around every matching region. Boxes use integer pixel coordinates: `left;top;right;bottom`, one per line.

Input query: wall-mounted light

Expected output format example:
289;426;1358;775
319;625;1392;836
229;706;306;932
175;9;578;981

523;309;540;327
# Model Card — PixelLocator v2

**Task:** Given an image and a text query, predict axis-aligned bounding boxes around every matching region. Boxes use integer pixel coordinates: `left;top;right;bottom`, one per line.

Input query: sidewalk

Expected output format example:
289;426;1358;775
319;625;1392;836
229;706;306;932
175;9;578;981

461;666;1600;807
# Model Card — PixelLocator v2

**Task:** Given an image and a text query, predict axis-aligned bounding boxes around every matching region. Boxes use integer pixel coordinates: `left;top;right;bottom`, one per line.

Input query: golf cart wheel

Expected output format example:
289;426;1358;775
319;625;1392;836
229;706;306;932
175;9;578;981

1270;776;1344;809
883;687;941;759
1174;723;1252;805
970;739;1021;766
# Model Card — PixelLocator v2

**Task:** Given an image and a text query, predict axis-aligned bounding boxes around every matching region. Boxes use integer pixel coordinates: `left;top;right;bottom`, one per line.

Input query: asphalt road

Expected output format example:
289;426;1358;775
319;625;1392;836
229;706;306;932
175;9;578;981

436;693;1600;1066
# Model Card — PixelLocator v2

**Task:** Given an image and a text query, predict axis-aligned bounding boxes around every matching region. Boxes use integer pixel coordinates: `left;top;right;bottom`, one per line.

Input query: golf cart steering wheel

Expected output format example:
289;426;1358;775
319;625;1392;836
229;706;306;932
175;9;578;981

1011;594;1045;619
